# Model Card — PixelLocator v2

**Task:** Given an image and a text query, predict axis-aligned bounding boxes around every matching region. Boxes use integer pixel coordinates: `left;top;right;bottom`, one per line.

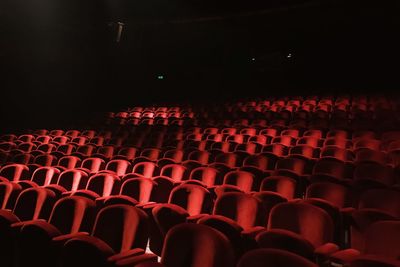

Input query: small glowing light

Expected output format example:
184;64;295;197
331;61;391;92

251;58;256;61
287;53;292;58
157;75;164;80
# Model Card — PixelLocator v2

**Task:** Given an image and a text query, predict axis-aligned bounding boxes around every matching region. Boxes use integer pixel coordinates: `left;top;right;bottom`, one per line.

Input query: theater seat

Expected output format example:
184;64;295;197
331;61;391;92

256;202;338;261
330;221;400;267
115;223;235;267
15;196;97;267
60;204;149;267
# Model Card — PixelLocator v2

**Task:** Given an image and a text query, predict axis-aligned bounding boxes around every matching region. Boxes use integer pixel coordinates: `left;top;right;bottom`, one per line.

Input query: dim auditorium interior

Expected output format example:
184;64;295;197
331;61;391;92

1;0;400;266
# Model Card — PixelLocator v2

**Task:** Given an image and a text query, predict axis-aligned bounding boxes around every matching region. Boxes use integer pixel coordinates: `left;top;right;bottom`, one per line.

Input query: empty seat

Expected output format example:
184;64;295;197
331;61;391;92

79;157;106;174
189;166;221;187
57;155;81;170
57;169;89;192
116;223;235;267
30;166;61;186
223;170;255;193
16;196;97;267
131;161;158;178
260;176;297;200
330;221;400;267
0;182;22;209
349;189;400;252
120;177;157;204
0;163;30;182
256;202;336;260
60;204;149;267
102;159;132;177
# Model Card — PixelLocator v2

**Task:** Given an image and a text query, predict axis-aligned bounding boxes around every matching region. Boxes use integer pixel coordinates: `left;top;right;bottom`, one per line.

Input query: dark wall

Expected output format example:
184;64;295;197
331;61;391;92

1;0;399;132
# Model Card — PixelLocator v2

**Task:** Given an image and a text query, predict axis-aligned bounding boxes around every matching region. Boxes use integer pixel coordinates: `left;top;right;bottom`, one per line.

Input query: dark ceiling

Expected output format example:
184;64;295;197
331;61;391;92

1;0;399;132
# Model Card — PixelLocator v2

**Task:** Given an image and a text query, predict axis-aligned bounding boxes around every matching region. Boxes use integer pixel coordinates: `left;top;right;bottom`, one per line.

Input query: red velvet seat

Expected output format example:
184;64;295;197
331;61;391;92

260;176;296;200
120;177;157;204
159;164;187;182
256;202;337;261
223;170;255;193
101;159;132;177
0;163;30;182
30;166;60;186
79;157;106;174
57;155;81;170
330;221;400;267
0;182;22;209
57;169;89;192
132;161;158;178
16;196;97;267
60;204;149;267
116;223;235;267
73;173;121;198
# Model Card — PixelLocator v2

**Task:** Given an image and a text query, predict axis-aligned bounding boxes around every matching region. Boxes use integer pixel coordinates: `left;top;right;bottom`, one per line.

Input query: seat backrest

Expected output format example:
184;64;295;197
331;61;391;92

57;169;89;191
105;159;131;177
268;202;334;247
31;166;60;186
13;187;56;221
132;161;157;178
213;192;262;230
58;155;81;169
358;189;400;218
0;163;30;182
159;164;187;182
161;223;235;267
223;170;255;193
120;177;157;204
260;176;296;200
92;204;149;252
306;182;351;208
168;184;213;216
86;173;120;197
363;220;400;259
49;195;96;234
80;157;105;173
0;182;22;209
189;167;220;187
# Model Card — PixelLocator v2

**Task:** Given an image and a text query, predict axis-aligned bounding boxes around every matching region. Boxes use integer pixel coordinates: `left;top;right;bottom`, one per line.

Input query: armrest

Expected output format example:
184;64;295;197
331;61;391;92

62;191;73;197
17;180;39;188
115;253;159;267
314;243;340;265
186;213;208;223
63;235;115;257
139;203;159;211
52;232;89;246
0;209;20;228
11;219;47;232
1;209;12;213
108;248;145;262
241;226;266;239
329;249;361;265
136;202;157;208
12;219;61;238
315;243;339;256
